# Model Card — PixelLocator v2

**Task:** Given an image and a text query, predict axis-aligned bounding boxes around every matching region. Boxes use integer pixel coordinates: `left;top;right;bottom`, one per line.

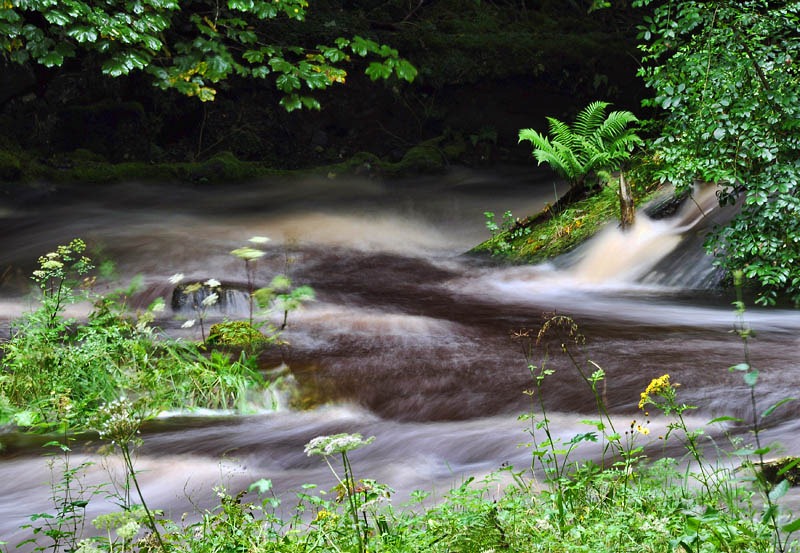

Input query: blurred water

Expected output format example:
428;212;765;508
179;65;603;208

1;168;798;545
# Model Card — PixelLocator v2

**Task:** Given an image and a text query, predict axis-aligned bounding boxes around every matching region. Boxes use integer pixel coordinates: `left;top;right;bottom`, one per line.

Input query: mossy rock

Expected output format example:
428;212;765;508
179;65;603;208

378;138;446;176
188;151;263;183
206;321;268;348
397;140;446;173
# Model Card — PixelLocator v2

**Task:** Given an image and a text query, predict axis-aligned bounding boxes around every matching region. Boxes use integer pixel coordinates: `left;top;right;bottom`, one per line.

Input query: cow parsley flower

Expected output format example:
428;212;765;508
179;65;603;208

304;433;375;457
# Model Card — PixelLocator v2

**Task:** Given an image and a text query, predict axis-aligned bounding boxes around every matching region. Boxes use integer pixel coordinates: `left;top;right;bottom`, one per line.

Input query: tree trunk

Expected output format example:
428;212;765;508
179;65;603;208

618;171;635;230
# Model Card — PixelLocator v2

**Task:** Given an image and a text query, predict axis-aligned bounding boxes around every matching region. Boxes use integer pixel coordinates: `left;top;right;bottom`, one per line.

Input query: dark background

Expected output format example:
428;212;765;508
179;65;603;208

0;0;647;174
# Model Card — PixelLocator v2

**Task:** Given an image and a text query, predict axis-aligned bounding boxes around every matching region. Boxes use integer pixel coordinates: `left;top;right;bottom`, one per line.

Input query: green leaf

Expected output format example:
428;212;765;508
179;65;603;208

365;61;391;81
275;73;300;92
250;65;269;78
394;59;417;82
743;370;759;387
67;26;98;43
782;517;800;534
279;95;301;112
708;416;743;424
39;50;64;67
228;0;255;10
248;478;272;494
43;10;71;26
769;479;790;502
243;49;264;63
350;35;370;56
761;397;796;419
140;34;162;51
299;96;320;110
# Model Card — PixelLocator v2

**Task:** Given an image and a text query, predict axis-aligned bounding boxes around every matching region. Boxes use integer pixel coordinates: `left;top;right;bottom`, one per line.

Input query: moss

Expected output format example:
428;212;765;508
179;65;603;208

472;182;657;263
11;138;457;188
380;137;446;176
188;150;266;183
206;321;267;348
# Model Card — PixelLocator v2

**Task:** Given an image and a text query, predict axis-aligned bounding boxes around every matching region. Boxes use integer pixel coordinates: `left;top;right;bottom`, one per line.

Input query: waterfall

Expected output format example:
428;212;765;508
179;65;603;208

564;184;733;290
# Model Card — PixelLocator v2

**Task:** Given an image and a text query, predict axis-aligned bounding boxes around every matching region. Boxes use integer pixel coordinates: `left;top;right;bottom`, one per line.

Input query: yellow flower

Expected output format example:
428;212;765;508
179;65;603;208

638;374;672;409
313;509;335;523
635;424;650;436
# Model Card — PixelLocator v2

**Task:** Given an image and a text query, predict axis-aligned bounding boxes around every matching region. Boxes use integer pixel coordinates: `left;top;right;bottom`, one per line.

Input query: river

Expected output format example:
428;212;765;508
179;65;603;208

1;166;800;544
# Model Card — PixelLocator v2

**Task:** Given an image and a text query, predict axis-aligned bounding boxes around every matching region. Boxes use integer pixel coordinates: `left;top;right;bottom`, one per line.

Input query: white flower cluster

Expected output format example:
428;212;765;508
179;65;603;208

201;292;219;308
304;433;375;457
94;397;142;444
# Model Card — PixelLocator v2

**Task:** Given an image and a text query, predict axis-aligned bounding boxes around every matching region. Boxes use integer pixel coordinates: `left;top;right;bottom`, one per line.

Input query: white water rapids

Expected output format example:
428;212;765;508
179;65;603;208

2;167;799;545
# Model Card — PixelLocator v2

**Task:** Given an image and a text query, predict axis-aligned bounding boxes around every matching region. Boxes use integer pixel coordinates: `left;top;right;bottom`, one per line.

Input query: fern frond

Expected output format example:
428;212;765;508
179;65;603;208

573;101;611;137
518;128;552;151
519;100;641;188
546;117;580;151
594;110;640;142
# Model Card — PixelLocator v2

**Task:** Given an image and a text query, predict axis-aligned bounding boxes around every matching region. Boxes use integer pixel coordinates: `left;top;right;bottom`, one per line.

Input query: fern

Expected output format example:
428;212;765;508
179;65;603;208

519;101;642;190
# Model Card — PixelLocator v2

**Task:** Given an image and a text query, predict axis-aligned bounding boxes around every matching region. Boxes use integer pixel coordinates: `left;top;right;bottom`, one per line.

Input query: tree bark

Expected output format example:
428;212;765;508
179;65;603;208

618;171;635;230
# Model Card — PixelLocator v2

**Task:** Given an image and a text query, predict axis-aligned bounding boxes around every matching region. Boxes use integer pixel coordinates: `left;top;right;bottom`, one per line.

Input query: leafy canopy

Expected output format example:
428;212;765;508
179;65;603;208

0;0;417;108
635;0;800;305
519;100;642;189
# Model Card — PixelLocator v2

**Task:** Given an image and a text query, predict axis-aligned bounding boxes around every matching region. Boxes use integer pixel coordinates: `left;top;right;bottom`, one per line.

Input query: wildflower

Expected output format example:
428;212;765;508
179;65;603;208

313;509;334;523
635;423;650;436
116;519;141;540
304;433;375;456
201;292;219;307
169;273;185;284
231;246;265;260
40;260;64;270
184;282;202;294
181;319;196;328
204;278;221;288
93;398;142;445
74;540;101;553
638;374;673;409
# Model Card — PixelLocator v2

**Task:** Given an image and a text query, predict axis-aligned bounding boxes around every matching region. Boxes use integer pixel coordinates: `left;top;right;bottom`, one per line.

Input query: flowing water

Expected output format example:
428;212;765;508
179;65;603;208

1;167;800;543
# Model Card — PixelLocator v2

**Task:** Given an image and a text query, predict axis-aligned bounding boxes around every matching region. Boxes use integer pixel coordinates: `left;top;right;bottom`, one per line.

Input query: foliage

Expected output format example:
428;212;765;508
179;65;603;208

634;0;800;305
18;439;98;553
519;100;642;190
483;210;531;255
475;180;644;262
253;274;315;331
0;0;416;106
0;242;275;431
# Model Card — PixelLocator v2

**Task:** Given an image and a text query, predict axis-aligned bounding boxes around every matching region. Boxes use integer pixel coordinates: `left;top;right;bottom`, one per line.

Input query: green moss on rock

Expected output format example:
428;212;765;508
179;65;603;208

207;321;267;348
